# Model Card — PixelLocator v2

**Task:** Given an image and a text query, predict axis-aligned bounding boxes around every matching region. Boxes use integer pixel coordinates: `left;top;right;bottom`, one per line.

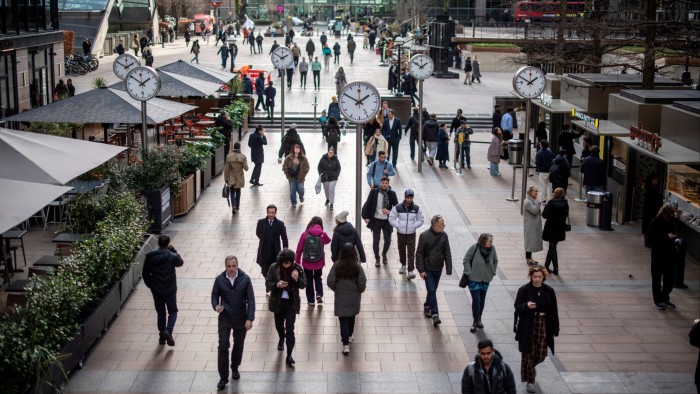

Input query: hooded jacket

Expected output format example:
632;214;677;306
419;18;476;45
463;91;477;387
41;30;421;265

461;350;516;394
295;224;332;271
330;222;367;263
278;129;305;158
423;119;440;142
388;201;424;235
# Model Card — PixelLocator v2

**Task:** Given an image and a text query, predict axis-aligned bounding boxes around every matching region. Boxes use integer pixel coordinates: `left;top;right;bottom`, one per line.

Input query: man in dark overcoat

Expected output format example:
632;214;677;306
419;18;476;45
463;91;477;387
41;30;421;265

255;204;288;280
247;125;267;186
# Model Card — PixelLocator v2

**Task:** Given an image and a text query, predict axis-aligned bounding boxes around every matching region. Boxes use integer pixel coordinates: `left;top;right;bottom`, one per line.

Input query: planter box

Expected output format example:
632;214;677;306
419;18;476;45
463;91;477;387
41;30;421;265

101;281;121;327
120;268;134;305
142;185;172;233
173;173;196;217
82;301;104;349
133;234;158;286
201;155;212;190
212;146;225;177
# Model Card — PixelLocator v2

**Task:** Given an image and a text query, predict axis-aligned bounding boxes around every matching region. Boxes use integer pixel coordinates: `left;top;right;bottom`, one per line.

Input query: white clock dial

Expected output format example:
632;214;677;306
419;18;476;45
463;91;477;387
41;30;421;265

409;54;434;80
125;66;161;101
113;54;140;80
271;47;294;69
513;66;546;99
338;81;381;124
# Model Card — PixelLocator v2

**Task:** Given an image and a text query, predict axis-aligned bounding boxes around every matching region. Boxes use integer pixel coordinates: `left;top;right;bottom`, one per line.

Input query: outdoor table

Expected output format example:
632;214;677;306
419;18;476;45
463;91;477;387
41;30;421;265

52;233;94;244
33;255;62;267
5;279;28;293
66;180;102;194
2;229;27;273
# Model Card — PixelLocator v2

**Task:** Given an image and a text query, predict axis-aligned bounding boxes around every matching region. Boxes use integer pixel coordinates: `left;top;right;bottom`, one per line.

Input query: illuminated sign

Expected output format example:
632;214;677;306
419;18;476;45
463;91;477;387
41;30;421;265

571;108;599;129
209;0;222;6
540;93;552;107
630;125;662;153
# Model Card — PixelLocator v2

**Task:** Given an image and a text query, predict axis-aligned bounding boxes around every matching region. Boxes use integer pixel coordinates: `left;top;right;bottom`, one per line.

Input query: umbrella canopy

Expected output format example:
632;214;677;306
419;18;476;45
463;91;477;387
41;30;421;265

109;70;223;97
0;179;72;234
4;88;197;124
158;60;235;84
0;128;126;185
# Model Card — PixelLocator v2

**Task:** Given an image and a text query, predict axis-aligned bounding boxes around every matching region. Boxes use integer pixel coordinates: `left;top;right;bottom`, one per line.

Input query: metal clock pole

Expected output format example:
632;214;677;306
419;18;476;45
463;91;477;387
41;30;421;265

520;99;532;213
141;101;148;155
356;123;363;233
417;79;423;172
281;71;285;138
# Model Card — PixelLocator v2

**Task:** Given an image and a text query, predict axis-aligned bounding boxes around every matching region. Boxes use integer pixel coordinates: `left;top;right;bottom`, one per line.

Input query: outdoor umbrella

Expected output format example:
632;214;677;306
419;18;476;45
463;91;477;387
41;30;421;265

108;70;223;97
0;179;72;234
4;88;197;124
158;60;235;84
0;128;126;185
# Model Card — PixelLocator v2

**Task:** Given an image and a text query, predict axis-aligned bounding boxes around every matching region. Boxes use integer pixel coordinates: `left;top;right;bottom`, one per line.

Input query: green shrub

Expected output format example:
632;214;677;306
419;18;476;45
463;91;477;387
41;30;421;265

179;142;212;176
222;100;249;129
109;145;184;196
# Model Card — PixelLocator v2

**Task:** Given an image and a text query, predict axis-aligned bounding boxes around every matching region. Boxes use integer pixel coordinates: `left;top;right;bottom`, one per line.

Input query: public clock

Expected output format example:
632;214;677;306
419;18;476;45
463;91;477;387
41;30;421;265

338;81;381;124
125;66;161;101
112;53;140;80
271;46;294;69
409;54;434;80
513;66;546;99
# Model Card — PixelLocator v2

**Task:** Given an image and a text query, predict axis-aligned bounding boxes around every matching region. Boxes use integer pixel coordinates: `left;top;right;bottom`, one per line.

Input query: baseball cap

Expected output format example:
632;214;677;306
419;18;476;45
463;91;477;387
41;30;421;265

404;189;414;197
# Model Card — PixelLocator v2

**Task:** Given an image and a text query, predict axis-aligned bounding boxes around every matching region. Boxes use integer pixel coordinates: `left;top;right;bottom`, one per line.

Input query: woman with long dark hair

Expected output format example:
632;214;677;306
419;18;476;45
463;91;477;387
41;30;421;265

648;204;679;310
327;243;367;355
282;144;310;208
542;187;569;275
295;216;331;305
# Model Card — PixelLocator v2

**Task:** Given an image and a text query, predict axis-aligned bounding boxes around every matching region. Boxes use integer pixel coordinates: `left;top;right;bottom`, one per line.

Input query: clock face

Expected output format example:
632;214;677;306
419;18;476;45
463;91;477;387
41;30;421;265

338;81;381;124
271;47;294;69
113;54;140;80
513;66;546;99
125;66;161;101
409;54;434;80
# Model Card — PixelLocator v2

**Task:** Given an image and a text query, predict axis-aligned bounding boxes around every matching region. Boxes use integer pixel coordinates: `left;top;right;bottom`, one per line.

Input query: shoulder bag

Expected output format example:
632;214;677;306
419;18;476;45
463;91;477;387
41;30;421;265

564;216;571;232
459;247;476;288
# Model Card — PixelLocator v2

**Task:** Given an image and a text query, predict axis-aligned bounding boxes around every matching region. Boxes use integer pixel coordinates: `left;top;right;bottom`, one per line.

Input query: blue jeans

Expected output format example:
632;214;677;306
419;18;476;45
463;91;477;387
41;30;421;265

490;161;500;176
152;292;178;333
469;288;488;320
229;188;241;209
288;178;304;204
423;270;442;316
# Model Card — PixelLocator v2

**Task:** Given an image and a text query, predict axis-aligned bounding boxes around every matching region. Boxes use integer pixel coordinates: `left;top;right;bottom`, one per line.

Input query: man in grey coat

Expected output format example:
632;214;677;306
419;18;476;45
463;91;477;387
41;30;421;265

416;215;453;326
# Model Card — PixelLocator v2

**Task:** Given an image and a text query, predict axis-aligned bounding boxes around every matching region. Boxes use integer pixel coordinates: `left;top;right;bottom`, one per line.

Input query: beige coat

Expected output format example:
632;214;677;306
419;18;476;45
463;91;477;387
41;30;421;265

224;150;249;188
364;134;389;156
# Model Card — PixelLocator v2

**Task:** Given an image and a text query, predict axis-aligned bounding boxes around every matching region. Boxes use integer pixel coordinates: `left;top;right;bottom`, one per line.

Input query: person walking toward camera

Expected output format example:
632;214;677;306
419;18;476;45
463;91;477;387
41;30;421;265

224;142;249;215
330;211;366;263
514;265;559;394
416;215;453;327
211;256;255;390
248;125;267;187
542;187;569;275
266;249;306;367
462;339;516;394
327;243;367;355
295;217;331;305
362;177;399;267
283;144;310;208
648;204;680;310
318;148;341;210
256;205;289;279
462;233;498;333
389;189;424;280
366;151;395;188
143;234;184;347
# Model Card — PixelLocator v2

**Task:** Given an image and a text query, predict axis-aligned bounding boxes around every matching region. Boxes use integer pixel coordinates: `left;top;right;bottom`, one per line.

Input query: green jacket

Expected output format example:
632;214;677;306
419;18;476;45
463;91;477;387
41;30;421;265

462;244;498;283
311;61;322;71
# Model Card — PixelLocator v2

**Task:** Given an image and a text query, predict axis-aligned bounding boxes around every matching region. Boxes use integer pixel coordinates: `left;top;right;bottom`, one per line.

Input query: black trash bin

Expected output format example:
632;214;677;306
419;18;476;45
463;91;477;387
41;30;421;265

674;238;688;289
600;192;614;231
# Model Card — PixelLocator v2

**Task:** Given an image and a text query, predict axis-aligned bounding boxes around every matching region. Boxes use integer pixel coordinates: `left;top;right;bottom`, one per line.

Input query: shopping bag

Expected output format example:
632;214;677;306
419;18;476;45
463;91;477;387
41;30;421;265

315;176;322;194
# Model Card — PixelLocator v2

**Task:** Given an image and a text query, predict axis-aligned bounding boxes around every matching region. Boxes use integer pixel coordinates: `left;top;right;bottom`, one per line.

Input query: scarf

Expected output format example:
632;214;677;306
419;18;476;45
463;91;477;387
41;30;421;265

379;188;389;210
480;246;492;260
280;264;293;293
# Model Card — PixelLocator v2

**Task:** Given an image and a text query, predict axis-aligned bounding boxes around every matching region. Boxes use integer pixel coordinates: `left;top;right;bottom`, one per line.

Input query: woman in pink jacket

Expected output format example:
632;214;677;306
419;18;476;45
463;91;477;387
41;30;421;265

295;216;331;305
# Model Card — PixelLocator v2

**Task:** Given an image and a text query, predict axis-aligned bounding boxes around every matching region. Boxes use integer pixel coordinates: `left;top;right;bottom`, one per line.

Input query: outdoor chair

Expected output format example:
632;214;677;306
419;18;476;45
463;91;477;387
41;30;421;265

93;180;109;197
43;194;75;234
5;267;49;293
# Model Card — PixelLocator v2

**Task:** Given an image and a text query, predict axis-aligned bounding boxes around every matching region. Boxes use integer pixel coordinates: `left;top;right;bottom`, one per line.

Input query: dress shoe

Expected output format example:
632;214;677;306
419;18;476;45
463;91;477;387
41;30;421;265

217;379;227;390
316;296;323;304
470;321;478;333
231;369;240;380
325;199;329;206
477;320;484;329
232;207;237;215
158;332;167;345
255;182;264;186
375;259;380;267
382;254;388;265
162;331;175;346
286;355;295;367
278;339;284;351
424;306;432;318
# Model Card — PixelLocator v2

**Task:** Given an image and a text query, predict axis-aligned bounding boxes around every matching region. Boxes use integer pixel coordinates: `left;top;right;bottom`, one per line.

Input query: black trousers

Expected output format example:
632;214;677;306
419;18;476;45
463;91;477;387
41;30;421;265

255;93;266;110
372;219;392;258
409;134;419;160
250;162;263;184
304;268;324;303
387;141;400;166
267;104;274;120
334;54;339;64
339;315;356;345
544;241;559;272
274;299;297;356
152;291;178;334
217;317;247;379
313;71;320;89
300;72;307;87
651;256;675;304
396;233;416;271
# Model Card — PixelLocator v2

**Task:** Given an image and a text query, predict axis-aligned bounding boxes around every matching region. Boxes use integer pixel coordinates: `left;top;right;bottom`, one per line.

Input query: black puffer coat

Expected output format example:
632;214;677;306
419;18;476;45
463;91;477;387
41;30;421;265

318;153;341;182
542;198;569;242
330;222;366;263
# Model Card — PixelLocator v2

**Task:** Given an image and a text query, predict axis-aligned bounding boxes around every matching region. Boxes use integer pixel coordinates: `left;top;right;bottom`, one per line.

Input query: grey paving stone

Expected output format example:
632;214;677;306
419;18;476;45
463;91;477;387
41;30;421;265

561;372;622;383
415;372;453;393
360;372;418;383
614;372;658;393
130;379;193;392
66;369;109;392
359;381;422;393
655;382;698;393
328;371;360;382
137;370;196;381
447;371;463;383
97;371;139;391
565;381;630;393
227;380;278;393
189;371;221;392
274;380;328;392
327;376;362;393
536;379;573;393
276;371;327;382
647;372;695;382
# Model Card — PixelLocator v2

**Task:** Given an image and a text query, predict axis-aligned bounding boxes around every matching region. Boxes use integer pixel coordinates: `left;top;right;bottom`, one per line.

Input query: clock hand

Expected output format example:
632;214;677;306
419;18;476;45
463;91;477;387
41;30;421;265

519;75;529;83
343;93;359;103
528;76;539;85
356;94;370;105
129;75;141;84
139;77;152;87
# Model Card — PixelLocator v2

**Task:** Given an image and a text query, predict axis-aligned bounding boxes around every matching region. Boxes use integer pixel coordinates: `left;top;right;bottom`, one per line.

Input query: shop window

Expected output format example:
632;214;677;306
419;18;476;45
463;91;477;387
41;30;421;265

0;52;18;121
28;45;54;108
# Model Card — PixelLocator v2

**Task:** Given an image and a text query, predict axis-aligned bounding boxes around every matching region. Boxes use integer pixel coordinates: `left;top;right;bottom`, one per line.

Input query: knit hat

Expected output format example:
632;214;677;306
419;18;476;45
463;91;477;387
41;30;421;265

290;123;297;129
336;211;349;223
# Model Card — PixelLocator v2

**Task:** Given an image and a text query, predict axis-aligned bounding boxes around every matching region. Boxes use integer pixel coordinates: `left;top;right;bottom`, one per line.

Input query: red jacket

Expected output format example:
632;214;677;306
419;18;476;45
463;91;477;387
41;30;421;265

295;224;331;271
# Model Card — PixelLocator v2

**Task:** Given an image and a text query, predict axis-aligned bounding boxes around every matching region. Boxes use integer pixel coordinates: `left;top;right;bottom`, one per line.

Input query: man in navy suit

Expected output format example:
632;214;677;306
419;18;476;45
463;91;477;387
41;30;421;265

381;109;402;167
255;204;289;280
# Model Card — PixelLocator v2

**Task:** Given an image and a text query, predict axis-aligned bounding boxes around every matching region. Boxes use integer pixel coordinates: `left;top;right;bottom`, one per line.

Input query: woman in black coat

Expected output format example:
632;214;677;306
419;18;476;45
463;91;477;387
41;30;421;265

318;149;341;209
542;187;569;275
247;125;267;186
330;211;366;263
642;173;664;247
278;127;305;161
648;204;679;310
514;265;559;393
325;117;341;153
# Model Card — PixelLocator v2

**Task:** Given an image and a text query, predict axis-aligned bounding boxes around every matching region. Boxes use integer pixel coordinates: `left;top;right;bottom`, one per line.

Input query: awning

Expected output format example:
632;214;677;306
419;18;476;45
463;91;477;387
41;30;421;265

158;60;235;84
572;119;630;136
0;128;126;185
532;98;584;114
616;136;700;165
0;179;73;234
109;70;224;97
4;88;197;124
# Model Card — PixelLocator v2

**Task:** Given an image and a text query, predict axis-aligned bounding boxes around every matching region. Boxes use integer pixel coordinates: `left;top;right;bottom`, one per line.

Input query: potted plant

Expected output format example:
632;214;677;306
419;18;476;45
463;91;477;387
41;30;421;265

173;142;210;216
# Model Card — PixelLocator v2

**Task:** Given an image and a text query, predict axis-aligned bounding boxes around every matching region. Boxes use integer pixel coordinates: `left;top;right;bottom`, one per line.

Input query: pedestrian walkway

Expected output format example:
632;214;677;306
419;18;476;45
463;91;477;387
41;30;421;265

64;31;699;394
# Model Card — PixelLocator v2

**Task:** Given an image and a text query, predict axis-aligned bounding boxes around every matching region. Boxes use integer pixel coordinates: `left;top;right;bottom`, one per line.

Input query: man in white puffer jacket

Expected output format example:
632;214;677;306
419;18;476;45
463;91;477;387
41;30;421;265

389;189;425;280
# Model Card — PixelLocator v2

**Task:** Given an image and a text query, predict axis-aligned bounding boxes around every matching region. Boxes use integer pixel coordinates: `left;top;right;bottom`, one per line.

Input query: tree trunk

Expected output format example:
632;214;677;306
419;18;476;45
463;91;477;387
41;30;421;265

554;0;568;74
642;0;657;89
587;0;606;73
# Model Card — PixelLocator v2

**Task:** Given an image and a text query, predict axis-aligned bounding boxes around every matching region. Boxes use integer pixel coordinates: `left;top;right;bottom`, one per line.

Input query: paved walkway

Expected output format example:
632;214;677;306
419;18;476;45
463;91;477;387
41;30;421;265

57;32;700;393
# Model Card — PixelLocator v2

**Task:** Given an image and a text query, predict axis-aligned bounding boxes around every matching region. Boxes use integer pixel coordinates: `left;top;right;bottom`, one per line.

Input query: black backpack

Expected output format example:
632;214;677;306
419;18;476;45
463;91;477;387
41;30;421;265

303;233;323;262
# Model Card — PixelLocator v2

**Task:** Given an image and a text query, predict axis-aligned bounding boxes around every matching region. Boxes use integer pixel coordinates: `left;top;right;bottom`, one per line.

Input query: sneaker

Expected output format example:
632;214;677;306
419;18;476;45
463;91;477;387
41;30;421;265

300;196;304;203
432;314;441;326
399;265;407;274
424;306;432;318
407;271;416;280
526;383;536;393
308;301;315;306
665;301;676;308
655;303;665;310
348;336;353;343
316;296;324;304
329;204;334;210
342;345;350;355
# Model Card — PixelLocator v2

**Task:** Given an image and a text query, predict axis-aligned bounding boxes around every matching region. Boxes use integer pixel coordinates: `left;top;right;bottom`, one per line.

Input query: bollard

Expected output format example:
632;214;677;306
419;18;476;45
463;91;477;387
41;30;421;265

574;168;586;202
506;165;519;202
673;238;688;289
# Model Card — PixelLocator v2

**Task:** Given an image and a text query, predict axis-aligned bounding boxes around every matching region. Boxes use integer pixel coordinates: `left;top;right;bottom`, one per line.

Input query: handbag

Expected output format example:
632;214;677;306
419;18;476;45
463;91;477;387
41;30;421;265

564;216;571;232
315;175;323;194
222;183;230;207
459;248;476;288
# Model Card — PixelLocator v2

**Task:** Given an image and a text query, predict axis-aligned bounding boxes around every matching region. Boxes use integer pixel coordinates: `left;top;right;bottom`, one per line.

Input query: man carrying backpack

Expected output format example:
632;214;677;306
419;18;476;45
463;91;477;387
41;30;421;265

462;339;516;394
294;217;331;305
549;148;571;193
389;189;424;280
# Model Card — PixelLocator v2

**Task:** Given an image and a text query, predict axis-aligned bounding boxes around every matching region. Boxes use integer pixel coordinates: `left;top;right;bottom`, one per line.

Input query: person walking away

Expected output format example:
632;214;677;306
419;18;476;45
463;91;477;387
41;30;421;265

286;65;294;90
535;140;555;202
557;124;583;167
224;142;249;215
642;173;664;247
142;234;184;347
318;110;328;139
282;144;310;208
249;30;257;54
325;117;341;153
523;186;544;266
363;29;369;49
322;44;332;69
241;73;253;95
190;40;200;63
462;339;517;394
389;189;424;280
299;57;308;89
648;204;680;310
462;233;498;332
291;43;301;66
488;128;504;176
436;124;450;169
266;249;306;367
295;217;331;305
248;125;266;186
514;265;559;393
388;61;398;93
463;56;473;85
381;109;402;167
368;29;376;50
306;38;315;59
548;149;571;192
535;121;548;150
404;107;421;161
211;256;255;390
255;205;289;279
328;95;341;120
422;113;440;166
327;243;367;354
542;187;569;275
416;215;453;326
492;105;502;130
362;177;399;267
255;72;267;111
215;111;233;154
160;28;167;48
132;34;140;55
311;57;322;89
318;149;341;209
471;55;482;83
402;69;417;106
331;211;367;263
264;81;276;121
335;67;347;95
229;40;239;72
217;44;230;70
347;37;356;64
256;33;264;53
580;145;606;194
365;129;389;166
500;108;513;161
145;50;154;67
366;151;395;188
454;121;474;169
115;39;125;55
184;30;191;48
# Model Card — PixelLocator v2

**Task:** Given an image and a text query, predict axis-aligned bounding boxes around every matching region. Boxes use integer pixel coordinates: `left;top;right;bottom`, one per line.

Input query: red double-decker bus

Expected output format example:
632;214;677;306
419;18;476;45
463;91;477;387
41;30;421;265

514;1;586;22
